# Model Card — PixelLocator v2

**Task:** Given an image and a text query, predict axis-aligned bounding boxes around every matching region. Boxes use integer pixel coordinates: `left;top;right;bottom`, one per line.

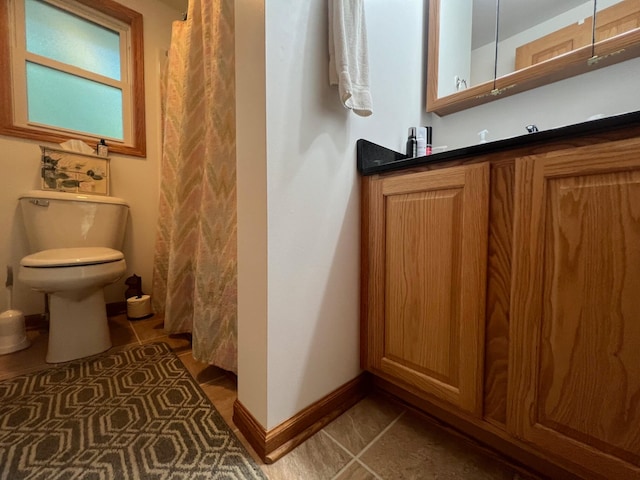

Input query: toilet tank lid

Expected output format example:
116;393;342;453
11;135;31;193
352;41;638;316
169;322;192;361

21;247;124;267
19;190;129;207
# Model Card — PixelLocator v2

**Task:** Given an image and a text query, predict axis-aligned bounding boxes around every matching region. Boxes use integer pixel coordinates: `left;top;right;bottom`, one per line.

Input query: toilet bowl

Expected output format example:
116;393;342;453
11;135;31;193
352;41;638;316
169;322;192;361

20;247;126;363
18;191;129;363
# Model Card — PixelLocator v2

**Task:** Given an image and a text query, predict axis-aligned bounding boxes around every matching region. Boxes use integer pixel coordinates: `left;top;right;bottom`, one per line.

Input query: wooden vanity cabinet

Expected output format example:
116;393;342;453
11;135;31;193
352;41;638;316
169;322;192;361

361;134;640;479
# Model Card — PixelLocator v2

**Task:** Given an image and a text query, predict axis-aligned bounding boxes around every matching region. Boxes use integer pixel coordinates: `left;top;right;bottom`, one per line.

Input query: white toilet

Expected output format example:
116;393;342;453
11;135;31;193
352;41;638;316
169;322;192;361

18;190;129;363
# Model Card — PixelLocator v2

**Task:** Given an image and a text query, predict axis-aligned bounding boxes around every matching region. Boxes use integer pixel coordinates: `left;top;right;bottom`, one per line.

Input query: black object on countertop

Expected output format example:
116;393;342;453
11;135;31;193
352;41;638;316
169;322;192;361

357;111;640;176
357;137;409;173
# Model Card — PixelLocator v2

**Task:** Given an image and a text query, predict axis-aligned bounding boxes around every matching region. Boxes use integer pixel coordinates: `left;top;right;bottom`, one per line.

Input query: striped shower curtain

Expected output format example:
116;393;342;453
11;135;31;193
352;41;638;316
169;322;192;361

152;0;237;373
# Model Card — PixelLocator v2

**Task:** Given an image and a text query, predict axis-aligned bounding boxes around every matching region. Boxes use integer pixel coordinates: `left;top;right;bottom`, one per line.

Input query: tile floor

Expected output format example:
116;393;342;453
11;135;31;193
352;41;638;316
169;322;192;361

0;313;538;480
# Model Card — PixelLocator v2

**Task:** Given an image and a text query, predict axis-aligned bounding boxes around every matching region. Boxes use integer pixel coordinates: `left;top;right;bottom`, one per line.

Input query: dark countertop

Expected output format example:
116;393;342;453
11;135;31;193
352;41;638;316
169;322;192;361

357;110;640;176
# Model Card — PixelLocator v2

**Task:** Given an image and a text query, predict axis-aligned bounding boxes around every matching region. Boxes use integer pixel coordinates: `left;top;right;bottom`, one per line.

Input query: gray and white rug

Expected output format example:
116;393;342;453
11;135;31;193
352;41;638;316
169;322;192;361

0;342;266;479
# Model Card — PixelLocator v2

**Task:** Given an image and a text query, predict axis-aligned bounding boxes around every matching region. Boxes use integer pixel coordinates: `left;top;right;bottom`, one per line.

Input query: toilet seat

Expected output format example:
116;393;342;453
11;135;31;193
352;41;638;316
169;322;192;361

21;247;124;268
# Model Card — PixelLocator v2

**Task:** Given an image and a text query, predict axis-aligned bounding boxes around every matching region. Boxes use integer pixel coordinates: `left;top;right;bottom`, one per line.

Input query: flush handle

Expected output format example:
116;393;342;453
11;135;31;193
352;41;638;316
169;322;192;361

30;199;49;207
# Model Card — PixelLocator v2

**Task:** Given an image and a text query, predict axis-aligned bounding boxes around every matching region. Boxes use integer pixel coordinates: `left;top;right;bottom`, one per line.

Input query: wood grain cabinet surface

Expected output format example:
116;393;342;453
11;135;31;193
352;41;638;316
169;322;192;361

361;163;489;415
361;132;640;479
508;137;640;479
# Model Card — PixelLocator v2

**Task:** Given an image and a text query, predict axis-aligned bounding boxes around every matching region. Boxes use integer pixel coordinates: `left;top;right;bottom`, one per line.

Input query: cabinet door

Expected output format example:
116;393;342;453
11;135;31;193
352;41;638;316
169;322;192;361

363;163;489;415
508;138;640;479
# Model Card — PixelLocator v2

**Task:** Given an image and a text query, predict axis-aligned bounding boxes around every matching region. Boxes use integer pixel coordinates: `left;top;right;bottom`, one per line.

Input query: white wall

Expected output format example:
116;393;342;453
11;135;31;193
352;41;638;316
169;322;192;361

235;0;269;429
236;0;428;430
0;0;180;314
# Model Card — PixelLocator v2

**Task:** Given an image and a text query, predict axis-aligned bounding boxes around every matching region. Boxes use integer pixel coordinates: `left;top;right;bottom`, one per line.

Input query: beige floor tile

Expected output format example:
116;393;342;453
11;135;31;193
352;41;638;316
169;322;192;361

323;393;404;455
335;461;378;480
0;328;49;380
360;412;516;480
128;315;167;342
108;315;138;347
107;313;129;325
177;350;228;384
261;431;353;480
199;373;238;429
146;334;192;354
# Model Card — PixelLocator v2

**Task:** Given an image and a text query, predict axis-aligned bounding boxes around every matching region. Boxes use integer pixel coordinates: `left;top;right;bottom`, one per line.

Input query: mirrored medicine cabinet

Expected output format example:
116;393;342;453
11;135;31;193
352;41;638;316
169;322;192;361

427;0;640;116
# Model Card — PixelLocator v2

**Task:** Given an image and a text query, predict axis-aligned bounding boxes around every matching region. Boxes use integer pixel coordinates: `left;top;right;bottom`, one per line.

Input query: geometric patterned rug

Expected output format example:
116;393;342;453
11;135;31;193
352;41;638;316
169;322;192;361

0;342;267;479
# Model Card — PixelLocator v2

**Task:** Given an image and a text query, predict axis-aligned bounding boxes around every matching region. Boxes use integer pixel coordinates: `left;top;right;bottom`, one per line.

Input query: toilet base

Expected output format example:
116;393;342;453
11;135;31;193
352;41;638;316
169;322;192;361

47;289;112;363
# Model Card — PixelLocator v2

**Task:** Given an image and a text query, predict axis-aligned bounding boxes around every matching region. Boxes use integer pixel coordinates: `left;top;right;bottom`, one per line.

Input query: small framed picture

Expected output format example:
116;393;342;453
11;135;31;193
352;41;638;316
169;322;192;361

40;146;110;195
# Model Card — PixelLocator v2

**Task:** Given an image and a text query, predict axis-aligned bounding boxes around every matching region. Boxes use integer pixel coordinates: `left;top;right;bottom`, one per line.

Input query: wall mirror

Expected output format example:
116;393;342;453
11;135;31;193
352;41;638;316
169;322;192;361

427;0;640;116
434;1;498;99
594;0;640;50
495;0;594;78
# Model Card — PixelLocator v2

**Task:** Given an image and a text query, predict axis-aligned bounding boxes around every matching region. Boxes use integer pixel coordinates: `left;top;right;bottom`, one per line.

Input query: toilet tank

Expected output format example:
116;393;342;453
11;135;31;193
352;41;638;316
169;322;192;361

19;190;129;252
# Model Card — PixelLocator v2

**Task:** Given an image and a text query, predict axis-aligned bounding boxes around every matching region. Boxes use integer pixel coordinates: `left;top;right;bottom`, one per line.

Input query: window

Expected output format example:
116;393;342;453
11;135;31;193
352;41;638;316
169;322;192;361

0;0;146;157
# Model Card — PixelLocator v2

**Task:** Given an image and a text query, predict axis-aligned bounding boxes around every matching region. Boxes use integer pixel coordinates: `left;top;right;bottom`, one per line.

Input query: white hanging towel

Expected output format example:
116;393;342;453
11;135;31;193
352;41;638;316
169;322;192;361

328;0;373;117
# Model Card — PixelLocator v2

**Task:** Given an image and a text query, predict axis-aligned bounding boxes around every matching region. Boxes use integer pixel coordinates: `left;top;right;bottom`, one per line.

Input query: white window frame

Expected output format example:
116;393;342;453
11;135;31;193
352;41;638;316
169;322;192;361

0;0;146;157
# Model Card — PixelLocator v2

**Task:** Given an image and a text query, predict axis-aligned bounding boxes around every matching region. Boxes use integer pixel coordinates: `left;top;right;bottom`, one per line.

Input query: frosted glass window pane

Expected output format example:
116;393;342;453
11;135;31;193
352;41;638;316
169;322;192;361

25;0;121;80
26;62;123;140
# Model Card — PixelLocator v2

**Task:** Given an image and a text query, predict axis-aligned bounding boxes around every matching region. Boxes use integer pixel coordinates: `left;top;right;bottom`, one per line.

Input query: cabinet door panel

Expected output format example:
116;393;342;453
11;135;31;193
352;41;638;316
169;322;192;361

509;137;640;479
385;188;461;386
367;163;489;415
